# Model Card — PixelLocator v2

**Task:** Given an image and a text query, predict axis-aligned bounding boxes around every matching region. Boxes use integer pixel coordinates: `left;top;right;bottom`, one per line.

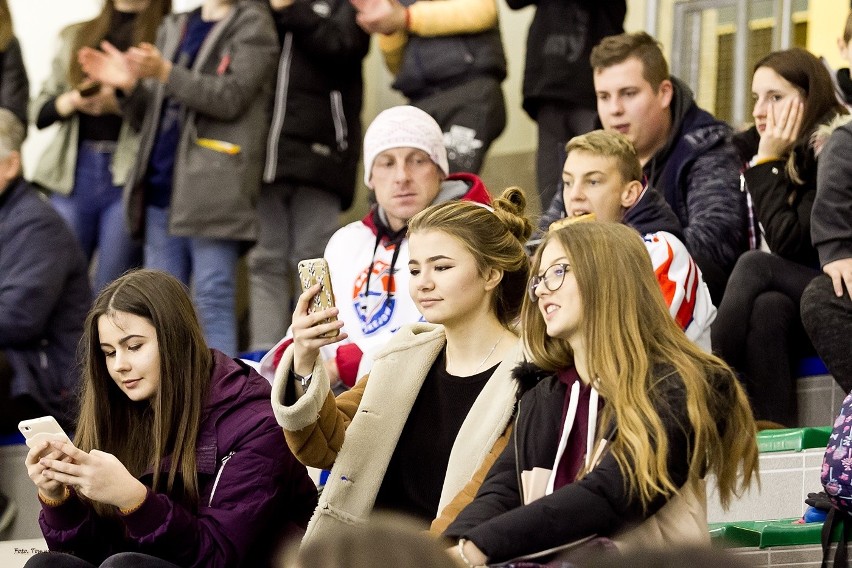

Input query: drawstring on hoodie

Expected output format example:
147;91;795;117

360;211;406;315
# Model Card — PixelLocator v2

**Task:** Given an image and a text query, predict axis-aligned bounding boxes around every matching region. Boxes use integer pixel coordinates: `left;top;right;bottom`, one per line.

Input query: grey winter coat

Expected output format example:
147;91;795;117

123;2;278;243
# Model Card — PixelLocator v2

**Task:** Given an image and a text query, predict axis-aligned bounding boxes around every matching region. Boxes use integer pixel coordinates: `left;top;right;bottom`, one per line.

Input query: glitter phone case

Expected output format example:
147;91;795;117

297;258;339;338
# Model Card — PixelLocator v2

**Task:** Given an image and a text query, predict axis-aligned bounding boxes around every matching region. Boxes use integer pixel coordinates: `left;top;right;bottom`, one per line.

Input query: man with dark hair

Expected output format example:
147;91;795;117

542;31;748;303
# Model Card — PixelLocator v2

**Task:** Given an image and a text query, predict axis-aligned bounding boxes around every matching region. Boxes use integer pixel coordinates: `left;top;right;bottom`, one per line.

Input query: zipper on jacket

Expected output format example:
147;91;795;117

263;32;294;183
330;90;348;152
209;451;235;506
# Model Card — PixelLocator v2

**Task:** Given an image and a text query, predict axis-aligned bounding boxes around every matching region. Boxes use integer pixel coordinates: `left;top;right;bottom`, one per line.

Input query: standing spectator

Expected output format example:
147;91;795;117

801;117;852;394
541;32;748;303
507;0;625;210
349;0;506;174
0;0;29;125
248;0;370;352
0;109;91;533
714;49;846;427
259;106;492;389
80;0;279;356
31;0;170;293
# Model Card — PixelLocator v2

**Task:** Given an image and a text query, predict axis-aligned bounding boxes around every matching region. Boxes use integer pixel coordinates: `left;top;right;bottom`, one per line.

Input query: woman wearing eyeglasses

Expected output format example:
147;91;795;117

272;187;533;545
444;222;758;566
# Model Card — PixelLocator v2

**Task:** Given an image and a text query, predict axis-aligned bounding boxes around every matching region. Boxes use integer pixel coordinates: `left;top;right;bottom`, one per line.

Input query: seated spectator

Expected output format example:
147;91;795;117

801;114;852;394
0;0;29;125
0;109;89;536
259;106;492;388
32;0;170;293
443;222;758;566
541;31;748;303
79;0;279;356
271;189;532;545
0;108;90;432
349;0;506;174
553;130;715;349
714;48;847;427
23;270;317;568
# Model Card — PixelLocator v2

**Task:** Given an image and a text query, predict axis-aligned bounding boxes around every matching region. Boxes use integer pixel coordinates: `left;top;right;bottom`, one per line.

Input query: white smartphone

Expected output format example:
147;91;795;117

18;416;71;449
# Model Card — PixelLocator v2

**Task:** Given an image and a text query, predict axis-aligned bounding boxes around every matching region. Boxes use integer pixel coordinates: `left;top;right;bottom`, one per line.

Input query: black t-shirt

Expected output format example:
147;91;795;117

374;351;498;522
77;10;136;143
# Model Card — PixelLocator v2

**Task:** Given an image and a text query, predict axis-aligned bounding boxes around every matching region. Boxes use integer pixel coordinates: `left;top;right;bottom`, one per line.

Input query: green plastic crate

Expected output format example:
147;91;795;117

756;427;832;453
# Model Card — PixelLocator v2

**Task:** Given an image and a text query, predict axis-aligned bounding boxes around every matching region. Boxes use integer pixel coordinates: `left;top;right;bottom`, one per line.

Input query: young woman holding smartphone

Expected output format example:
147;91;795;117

272;187;533;545
23;270;317;568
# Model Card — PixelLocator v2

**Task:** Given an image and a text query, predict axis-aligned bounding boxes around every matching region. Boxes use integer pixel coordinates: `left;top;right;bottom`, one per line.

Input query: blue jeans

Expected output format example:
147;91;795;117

144;206;240;356
50;141;141;292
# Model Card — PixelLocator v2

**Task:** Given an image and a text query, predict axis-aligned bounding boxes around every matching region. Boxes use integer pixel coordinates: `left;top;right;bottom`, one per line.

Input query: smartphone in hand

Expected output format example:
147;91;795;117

297;258;339;338
18;416;71;449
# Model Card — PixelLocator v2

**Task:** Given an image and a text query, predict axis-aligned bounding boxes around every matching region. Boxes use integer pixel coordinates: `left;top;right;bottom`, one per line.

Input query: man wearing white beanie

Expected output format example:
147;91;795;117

260;106;491;388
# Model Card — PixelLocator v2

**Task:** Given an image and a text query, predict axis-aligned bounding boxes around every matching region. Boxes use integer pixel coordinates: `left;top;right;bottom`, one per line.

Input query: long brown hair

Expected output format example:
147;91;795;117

754;48;848;184
523;223;758;509
67;0;171;86
75;269;212;514
0;0;13;52
407;187;534;327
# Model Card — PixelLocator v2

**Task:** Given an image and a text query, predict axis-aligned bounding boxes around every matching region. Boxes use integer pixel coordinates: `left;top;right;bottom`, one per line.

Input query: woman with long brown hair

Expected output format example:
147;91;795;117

23;270;317;568
445;223;758;565
715;47;849;426
31;0;170;292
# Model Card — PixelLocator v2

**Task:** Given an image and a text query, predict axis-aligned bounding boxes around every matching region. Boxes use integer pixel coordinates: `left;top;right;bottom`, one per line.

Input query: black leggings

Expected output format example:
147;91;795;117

25;552;181;568
712;251;819;424
801;275;852;393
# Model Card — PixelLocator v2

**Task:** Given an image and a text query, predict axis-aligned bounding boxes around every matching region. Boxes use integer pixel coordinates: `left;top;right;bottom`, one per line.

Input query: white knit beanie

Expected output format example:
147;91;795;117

362;105;449;187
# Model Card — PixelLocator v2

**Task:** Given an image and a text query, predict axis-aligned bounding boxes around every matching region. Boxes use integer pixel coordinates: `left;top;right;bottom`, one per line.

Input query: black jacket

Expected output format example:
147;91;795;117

263;0;370;210
391;0;506;100
734;124;824;267
506;0;625;119
444;364;692;563
0;179;91;427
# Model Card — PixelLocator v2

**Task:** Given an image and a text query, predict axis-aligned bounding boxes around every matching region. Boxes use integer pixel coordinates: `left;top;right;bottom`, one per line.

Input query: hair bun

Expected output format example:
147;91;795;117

492;186;534;243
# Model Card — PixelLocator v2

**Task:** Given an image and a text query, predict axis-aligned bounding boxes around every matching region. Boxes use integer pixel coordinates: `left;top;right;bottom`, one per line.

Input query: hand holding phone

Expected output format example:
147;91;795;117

297;258;339;339
18;416;71;449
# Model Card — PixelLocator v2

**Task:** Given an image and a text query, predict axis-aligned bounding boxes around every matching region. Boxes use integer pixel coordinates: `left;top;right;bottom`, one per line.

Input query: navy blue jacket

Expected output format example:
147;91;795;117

0;178;90;426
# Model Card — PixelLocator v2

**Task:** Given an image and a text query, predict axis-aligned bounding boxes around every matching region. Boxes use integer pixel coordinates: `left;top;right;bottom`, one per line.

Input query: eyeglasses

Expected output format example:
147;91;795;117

528;263;571;302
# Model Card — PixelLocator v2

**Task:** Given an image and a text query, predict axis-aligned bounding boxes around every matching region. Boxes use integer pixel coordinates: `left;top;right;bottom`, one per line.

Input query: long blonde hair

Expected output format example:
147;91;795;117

523;223;758;509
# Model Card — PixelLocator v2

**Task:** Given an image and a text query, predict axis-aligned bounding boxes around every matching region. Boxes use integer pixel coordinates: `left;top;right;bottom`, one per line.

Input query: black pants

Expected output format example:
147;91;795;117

801;274;852;393
413;75;506;175
534;102;598;213
25;552;181;568
712;251;819;424
0;351;47;434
